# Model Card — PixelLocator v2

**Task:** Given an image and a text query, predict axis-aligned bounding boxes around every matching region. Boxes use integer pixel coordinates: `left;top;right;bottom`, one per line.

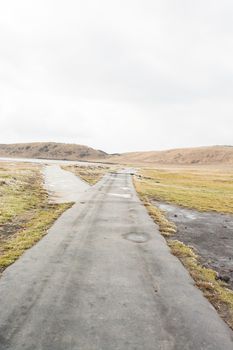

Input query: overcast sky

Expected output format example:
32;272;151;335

0;0;233;153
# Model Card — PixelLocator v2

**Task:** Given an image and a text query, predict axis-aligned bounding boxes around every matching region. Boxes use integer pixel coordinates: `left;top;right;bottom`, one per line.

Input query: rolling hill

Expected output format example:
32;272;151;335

0;142;108;161
0;143;233;165
109;146;233;165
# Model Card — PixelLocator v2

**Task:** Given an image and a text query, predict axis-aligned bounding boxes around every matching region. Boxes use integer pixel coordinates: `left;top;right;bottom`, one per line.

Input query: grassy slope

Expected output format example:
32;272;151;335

135;166;233;213
0;162;71;272
134;165;233;329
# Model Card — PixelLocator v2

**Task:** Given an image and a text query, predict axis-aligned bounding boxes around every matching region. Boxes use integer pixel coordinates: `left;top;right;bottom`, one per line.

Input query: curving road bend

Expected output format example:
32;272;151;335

0;170;232;349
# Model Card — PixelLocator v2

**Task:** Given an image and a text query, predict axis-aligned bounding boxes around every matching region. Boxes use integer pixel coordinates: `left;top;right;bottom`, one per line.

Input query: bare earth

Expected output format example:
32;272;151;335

156;202;233;289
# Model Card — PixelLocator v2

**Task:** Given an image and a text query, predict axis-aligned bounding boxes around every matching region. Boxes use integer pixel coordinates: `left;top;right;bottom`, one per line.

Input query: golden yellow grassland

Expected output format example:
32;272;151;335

134;165;233;329
135;165;233;213
63;164;117;185
0;162;71;271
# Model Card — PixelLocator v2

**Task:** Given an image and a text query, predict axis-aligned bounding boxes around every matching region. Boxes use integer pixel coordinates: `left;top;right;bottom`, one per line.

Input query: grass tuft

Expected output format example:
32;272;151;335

168;239;233;329
63;165;117;185
143;200;176;237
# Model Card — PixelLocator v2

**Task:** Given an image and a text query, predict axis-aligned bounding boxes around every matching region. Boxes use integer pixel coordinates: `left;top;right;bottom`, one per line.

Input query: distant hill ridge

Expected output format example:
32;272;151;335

0;142;108;161
110;146;233;165
0;143;233;165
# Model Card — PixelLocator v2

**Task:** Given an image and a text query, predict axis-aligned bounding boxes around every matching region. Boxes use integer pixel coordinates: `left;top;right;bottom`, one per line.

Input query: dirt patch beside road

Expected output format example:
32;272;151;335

155;201;233;289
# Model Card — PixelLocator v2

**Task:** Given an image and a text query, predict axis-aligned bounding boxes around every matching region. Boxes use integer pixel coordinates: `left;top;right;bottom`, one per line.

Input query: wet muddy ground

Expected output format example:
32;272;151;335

154;201;233;289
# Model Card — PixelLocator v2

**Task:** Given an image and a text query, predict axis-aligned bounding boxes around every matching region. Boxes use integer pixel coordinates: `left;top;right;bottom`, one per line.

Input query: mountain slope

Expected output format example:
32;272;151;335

0;142;108;161
109;146;233;165
1;143;233;165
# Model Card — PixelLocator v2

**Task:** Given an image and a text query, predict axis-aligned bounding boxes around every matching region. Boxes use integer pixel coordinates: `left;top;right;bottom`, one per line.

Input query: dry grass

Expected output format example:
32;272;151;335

0;162;72;272
143;200;176;237
0;163;46;225
63;165;117;185
135;166;233;213
0;203;70;270
168;240;233;329
134;172;233;329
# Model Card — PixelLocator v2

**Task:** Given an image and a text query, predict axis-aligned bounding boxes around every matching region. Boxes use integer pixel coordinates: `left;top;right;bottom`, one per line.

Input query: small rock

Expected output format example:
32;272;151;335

174;214;178;218
216;274;230;283
202;263;210;269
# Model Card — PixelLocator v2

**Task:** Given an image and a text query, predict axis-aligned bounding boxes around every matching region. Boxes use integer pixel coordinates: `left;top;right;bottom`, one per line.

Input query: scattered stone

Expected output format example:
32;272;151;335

202;263;210;269
216;274;230;283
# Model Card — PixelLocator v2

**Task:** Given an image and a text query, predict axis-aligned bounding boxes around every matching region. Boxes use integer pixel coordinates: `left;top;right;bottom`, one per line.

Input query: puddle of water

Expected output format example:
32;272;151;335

0;156;102;167
157;202;198;220
157;203;175;213
182;212;198;220
155;200;233;288
43;165;89;203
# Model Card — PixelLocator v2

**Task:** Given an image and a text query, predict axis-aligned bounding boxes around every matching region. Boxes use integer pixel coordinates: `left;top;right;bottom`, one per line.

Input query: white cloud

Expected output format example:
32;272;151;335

0;0;233;153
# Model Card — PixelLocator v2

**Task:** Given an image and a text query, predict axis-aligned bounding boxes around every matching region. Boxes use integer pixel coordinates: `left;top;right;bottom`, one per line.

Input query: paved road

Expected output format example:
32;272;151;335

0;171;232;349
43;165;89;203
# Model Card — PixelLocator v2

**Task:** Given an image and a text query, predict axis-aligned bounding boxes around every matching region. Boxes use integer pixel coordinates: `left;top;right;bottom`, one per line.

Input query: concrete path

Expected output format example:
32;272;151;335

0;171;232;349
43;165;89;203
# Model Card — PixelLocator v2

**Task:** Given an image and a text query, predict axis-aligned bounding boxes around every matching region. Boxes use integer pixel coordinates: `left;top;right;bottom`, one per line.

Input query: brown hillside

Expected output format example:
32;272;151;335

0;142;108;161
109;146;233;165
1;144;233;165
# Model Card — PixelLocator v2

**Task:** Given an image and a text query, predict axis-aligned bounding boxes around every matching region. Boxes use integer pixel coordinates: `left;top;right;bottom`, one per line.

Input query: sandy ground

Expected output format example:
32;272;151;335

155;202;233;289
